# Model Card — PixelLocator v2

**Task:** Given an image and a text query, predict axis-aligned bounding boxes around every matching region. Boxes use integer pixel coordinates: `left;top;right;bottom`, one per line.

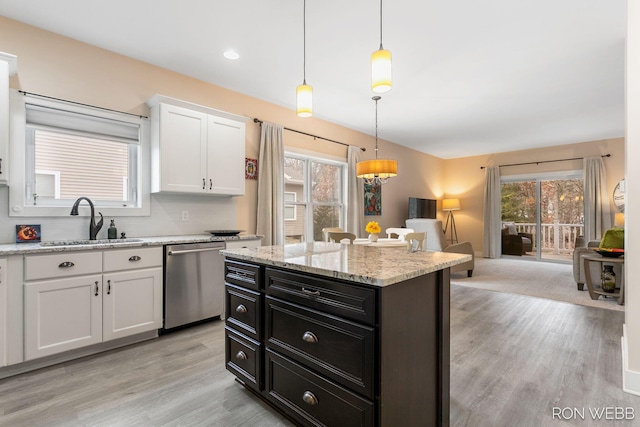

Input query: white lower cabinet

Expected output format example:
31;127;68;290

0;257;7;366
24;247;163;361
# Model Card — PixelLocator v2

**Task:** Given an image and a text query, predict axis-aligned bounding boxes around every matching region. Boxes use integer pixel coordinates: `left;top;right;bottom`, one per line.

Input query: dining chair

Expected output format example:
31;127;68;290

327;231;356;244
404;231;426;252
385;227;414;241
322;227;343;242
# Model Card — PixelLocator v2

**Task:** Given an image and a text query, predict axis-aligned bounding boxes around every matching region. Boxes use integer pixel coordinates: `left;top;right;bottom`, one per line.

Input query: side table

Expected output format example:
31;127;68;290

582;254;624;305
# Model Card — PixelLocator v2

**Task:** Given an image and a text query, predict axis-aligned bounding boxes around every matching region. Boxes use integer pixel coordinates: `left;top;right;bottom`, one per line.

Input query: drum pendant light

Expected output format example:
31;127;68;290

296;0;312;117
356;96;398;184
371;0;392;93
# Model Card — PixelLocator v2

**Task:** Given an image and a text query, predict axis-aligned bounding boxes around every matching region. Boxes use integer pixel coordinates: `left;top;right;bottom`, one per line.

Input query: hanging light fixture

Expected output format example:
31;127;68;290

371;0;392;93
356;96;398;184
296;0;312;117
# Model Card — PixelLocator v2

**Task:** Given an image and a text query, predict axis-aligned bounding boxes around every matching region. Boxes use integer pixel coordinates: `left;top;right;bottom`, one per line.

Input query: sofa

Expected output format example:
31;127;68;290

501;222;533;255
406;218;475;277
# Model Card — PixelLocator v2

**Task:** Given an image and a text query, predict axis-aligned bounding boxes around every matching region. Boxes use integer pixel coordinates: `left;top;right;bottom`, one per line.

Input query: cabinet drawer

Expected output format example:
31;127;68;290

225;284;262;341
266;349;373;427
266;297;374;399
265;268;376;326
24;252;102;281
103;247;163;272
225;260;262;291
225;327;262;392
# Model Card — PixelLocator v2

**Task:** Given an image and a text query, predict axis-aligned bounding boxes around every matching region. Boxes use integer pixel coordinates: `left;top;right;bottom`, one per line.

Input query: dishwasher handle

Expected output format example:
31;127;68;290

167;247;224;256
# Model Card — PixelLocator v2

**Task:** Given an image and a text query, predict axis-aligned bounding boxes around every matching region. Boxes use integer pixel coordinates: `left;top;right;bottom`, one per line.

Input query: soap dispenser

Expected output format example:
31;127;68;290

108;219;118;239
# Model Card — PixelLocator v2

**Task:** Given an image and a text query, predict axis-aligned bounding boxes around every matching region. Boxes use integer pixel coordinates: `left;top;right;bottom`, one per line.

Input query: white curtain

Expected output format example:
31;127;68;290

583;156;611;241
482;166;501;258
256;122;284;246
346;146;364;237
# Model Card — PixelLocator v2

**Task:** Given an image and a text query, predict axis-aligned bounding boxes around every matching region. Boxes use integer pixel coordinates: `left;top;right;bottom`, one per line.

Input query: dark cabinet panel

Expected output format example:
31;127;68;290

225;259;263;291
225;283;262;341
225;327;262;392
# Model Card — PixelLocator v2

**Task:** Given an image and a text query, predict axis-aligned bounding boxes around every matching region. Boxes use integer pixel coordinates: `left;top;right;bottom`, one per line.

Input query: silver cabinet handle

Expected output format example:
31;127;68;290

58;261;75;268
128;255;141;262
209;179;212;190
235;351;247;361
202;178;206;189
301;287;320;297
302;391;318;406
94;281;99;296
107;279;111;295
236;304;247;313
302;331;318;343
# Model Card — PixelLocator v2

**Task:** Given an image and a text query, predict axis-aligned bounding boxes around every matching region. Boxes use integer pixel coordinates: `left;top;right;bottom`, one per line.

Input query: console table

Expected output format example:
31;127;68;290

582;254;625;305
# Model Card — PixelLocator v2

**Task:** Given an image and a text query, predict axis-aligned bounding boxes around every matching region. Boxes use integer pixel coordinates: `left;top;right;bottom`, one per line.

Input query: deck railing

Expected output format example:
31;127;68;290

512;222;584;254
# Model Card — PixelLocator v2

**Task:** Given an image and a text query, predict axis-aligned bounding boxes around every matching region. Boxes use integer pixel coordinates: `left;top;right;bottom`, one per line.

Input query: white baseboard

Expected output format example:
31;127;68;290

622;324;640;396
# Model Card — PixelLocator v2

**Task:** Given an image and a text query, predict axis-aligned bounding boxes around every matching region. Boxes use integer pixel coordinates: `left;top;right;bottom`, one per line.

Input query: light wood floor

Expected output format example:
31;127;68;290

0;285;637;427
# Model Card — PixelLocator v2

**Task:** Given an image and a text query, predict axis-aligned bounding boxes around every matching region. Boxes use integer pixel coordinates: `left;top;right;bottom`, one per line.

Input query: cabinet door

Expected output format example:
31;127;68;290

0;258;6;366
102;267;162;341
24;275;103;360
0;54;17;186
158;103;208;193
207;115;245;195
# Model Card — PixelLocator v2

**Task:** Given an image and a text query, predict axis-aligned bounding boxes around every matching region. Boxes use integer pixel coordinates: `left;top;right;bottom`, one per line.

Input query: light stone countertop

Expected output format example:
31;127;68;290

221;242;472;287
0;234;262;256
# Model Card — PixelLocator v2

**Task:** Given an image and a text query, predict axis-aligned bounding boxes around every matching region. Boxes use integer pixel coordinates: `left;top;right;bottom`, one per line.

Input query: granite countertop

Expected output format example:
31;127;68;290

221;242;472;287
0;234;262;256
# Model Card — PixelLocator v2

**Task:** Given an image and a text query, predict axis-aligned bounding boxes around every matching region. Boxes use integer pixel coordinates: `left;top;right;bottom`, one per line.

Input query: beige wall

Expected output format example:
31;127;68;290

443;138;625;254
0;16;626;247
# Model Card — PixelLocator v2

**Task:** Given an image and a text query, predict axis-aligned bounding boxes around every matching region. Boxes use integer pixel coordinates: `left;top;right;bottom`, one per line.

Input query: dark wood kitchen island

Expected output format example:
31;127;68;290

221;242;471;427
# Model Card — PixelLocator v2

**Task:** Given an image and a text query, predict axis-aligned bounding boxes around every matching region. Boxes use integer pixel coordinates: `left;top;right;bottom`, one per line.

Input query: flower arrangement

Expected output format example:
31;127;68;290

365;221;381;235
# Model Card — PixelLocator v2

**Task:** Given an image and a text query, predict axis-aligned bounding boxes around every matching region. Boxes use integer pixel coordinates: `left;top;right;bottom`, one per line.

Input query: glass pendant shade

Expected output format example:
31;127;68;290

296;83;313;117
356;159;398;180
371;48;392;93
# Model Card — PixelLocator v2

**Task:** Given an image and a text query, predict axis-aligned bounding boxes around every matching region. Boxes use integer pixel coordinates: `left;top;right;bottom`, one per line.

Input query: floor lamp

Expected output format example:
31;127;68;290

443;198;460;244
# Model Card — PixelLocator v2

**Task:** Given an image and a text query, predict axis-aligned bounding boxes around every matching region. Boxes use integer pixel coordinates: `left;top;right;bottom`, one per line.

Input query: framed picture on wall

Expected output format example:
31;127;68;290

245;158;258;180
364;182;381;216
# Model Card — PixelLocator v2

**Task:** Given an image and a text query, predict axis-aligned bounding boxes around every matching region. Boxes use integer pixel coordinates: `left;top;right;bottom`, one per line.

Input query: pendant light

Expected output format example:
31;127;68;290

356;96;397;184
296;0;312;117
371;0;392;93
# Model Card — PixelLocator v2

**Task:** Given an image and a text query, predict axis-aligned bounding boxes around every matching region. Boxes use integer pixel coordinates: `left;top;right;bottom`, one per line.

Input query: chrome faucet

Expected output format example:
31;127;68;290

70;197;104;240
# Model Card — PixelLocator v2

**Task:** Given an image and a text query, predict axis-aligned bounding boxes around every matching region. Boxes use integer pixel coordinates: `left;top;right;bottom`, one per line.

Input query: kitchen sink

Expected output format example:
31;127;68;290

40;238;144;247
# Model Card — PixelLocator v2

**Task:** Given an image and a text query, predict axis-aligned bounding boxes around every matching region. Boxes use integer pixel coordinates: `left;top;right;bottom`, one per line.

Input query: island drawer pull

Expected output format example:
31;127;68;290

302;331;318;343
301;287;320;297
302;391;318;406
58;261;75;268
128;255;142;262
235;304;248;313
235;351;247;361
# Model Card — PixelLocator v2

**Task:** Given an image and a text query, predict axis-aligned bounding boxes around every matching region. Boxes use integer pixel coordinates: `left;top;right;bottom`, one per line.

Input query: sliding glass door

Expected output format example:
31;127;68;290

501;172;583;262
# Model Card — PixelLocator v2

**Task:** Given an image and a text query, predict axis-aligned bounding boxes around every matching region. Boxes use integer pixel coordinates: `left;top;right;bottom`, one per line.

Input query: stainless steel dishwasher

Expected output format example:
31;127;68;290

163;241;225;330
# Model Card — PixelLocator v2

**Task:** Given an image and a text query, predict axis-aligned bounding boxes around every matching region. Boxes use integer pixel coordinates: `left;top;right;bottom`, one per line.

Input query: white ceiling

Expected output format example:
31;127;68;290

0;0;626;158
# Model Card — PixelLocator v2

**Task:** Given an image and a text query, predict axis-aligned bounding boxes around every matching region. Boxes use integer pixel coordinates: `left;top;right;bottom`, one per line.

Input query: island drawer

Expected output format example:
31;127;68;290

24;252;102;281
265;349;374;427
225;327;263;392
225;260;263;291
266;296;374;399
225;283;262;340
265;268;376;326
103;247;162;272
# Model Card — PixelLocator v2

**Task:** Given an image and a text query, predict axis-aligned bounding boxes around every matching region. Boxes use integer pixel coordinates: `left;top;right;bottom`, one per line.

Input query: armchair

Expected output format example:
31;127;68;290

406;218;474;277
501;223;533;255
572;236;601;290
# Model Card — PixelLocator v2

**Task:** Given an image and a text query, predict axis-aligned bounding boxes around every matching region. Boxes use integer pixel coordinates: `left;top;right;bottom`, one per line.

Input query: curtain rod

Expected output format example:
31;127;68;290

253;118;365;151
480;153;611;169
19;90;148;119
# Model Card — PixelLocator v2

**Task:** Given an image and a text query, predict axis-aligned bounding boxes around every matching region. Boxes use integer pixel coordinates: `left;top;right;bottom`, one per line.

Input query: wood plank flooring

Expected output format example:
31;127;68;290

0;285;637;426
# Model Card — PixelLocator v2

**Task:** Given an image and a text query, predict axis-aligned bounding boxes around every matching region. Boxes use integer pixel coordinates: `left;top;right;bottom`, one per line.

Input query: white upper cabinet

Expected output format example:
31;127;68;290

148;95;247;196
0;53;17;186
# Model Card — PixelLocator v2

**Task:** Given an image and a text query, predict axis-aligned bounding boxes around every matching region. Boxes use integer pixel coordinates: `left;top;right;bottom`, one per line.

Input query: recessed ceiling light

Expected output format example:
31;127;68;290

223;50;240;60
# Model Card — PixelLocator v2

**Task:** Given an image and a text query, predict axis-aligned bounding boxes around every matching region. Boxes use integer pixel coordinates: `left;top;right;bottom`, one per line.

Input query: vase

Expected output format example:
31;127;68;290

369;233;379;242
601;265;616;293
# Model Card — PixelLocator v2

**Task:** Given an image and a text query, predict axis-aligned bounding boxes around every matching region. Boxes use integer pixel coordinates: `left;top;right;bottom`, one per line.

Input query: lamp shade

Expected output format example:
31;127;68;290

356;159;398;179
371;49;392;93
615;212;625;227
442;198;460;211
296;83;313;117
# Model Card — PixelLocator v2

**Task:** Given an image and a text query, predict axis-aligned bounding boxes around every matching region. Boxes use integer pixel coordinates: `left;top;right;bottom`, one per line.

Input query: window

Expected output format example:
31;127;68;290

284;153;346;243
9;92;150;217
